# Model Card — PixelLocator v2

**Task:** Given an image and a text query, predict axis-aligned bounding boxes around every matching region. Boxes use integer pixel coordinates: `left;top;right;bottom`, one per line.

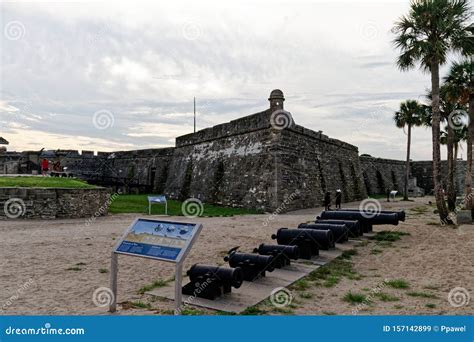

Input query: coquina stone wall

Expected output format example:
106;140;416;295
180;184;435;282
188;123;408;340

166;109;277;209
360;156;469;196
277;125;366;211
0;187;110;219
411;160;467;195
359;156;406;195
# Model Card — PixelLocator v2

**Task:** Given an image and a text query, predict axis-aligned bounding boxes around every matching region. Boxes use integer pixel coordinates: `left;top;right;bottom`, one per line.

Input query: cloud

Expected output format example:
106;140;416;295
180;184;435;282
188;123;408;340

0;0;456;160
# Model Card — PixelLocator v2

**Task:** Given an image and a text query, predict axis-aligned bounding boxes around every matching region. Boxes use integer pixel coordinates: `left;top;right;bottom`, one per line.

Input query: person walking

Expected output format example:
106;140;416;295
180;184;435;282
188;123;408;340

41;158;49;176
324;191;331;211
335;189;342;209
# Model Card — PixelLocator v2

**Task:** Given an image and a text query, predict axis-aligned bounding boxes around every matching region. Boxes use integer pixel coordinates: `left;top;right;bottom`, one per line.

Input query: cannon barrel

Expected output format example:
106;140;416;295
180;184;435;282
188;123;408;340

314;219;363;237
224;250;275;281
254;244;299;268
183;264;244;300
340;209;405;222
298;223;348;243
271;228;320;259
255;244;300;260
272;227;334;251
187;264;243;289
318;210;399;226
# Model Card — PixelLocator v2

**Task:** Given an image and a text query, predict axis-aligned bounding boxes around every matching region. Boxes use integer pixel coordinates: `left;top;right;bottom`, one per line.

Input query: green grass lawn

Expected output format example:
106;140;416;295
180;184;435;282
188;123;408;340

109;194;261;217
0;176;97;188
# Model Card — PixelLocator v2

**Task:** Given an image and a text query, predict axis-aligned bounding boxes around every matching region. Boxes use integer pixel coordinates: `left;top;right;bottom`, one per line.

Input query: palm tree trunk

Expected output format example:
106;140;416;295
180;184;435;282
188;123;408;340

454;142;458;191
447;125;455;211
465;92;474;214
431;61;450;223
404;124;411;200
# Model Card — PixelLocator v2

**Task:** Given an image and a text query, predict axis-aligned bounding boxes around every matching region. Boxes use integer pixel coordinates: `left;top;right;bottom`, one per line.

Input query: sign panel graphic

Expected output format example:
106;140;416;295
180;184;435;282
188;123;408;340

114;219;201;262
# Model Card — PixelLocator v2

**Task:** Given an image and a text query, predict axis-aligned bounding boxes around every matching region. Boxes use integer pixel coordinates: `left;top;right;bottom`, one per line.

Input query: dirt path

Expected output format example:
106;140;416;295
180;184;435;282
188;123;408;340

0;197;472;315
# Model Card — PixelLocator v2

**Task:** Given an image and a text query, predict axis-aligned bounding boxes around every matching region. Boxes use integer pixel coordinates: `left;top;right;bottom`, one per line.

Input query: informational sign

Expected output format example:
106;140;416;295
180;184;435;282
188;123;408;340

148;195;166;203
148;195;167;215
110;218;202;314
114;218;202;263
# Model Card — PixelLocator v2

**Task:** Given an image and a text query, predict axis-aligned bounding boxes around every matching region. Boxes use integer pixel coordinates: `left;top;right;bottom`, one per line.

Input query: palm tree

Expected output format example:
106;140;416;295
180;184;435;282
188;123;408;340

392;0;471;223
440;124;467;209
424;85;465;210
444;59;473;210
394;100;426;200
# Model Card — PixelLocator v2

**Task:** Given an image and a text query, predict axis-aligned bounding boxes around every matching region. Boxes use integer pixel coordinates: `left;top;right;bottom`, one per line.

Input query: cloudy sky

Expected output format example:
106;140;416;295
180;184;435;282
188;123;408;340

0;0;468;160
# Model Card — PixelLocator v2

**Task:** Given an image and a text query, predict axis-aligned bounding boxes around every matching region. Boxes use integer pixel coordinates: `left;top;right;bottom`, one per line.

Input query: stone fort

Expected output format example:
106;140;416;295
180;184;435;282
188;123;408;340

0;90;469;212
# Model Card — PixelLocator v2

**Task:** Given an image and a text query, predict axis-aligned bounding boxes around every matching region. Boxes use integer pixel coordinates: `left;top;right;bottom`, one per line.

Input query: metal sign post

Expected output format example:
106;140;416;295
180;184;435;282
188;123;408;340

108;218;202;315
174;262;183;315
109;252;118;313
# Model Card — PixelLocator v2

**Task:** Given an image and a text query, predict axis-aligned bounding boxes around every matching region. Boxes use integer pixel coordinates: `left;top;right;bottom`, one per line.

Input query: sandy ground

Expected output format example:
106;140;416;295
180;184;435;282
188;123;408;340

0;197;472;315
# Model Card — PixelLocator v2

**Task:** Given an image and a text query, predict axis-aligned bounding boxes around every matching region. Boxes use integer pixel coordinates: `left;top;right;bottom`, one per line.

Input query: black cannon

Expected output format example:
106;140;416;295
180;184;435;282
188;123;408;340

271;228;334;259
224;247;275;281
182;264;243;300
341;209;406;222
253;244;300;268
298;223;349;243
318;210;399;228
314;219;363;237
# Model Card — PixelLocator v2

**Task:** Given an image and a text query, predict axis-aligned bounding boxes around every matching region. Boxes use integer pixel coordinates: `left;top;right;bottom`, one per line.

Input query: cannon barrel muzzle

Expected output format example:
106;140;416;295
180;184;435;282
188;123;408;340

298;223;348;243
255;244;300;260
224;249;275;281
254;244;300;268
318;210;399;226
182;264;244;300
314;219;363;237
187;264;243;289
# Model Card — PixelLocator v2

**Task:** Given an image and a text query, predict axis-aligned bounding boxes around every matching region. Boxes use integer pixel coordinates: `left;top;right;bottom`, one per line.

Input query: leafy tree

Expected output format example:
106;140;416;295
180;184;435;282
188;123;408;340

393;0;471;222
444;59;473;210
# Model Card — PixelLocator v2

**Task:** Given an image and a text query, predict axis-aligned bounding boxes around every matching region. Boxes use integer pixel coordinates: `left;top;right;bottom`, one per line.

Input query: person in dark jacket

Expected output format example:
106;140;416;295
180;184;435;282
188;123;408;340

335;189;342;209
324;191;331;211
